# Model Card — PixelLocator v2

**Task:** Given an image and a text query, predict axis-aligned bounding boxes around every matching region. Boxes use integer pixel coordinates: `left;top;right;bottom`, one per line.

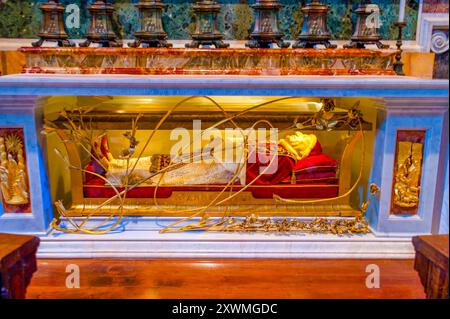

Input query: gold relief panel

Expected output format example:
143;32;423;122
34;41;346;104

391;130;426;215
0;128;31;213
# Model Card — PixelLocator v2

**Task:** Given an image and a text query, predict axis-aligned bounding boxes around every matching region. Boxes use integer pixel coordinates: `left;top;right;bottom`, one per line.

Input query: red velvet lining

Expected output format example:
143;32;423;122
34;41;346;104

293;154;338;173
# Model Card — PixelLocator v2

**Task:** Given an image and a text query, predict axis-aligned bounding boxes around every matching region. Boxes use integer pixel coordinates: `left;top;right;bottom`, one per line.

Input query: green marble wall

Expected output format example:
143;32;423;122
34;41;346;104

0;0;419;41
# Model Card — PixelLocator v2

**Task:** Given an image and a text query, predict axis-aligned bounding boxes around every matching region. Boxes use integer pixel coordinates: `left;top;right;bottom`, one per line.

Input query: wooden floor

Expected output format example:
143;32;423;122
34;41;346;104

27;259;425;299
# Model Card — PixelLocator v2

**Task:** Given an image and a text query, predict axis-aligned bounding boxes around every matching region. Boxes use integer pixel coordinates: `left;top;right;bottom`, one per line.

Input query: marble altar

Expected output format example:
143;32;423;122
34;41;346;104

0;74;448;259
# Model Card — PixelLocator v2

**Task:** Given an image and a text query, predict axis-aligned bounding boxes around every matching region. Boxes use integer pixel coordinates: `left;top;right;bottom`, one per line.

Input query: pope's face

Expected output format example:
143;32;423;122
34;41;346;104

287;132;311;150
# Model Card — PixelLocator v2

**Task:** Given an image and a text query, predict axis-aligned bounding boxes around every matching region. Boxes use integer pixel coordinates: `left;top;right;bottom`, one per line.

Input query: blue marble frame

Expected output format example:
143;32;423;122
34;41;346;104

0;76;448;98
369;113;448;236
0;114;53;234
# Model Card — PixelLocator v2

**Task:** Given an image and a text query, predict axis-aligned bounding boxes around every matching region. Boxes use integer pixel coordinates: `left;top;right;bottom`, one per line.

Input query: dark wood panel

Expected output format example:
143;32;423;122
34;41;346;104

0;233;40;299
413;235;449;299
28;259;425;299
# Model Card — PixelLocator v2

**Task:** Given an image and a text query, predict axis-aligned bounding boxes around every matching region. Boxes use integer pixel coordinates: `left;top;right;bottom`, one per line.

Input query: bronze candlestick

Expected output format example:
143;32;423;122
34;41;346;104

393;22;406;76
293;0;337;49
344;1;389;49
186;0;229;48
246;0;290;48
129;0;172;48
80;0;122;48
32;0;74;47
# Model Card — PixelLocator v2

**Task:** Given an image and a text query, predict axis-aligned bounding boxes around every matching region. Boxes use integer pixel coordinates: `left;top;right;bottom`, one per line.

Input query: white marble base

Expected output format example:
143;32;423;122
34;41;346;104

37;217;415;259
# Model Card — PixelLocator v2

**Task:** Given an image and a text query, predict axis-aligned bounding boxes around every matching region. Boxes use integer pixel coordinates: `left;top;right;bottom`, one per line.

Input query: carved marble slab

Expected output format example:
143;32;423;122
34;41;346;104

19;47;397;76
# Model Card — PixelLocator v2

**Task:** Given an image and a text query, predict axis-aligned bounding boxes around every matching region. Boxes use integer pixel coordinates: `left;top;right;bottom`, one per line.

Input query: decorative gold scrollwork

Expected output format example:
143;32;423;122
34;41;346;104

160;214;371;235
160;182;379;235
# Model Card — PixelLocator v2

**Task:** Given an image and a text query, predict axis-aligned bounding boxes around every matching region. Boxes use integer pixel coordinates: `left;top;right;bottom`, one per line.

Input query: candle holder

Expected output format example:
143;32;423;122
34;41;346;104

344;1;389;49
293;0;337;49
80;0;122;48
129;1;172;48
393;21;406;76
245;0;290;48
32;0;74;47
186;1;229;48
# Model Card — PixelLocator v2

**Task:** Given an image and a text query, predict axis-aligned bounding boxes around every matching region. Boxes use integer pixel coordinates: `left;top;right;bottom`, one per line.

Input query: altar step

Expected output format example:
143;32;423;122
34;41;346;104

27;259;425;299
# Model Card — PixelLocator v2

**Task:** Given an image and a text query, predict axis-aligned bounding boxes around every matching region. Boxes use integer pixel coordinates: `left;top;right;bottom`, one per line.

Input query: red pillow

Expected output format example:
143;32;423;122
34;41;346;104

293;153;338;174
296;171;337;180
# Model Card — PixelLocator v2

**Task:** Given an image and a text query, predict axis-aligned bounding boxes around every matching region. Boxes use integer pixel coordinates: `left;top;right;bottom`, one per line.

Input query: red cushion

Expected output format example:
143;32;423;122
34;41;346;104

245;140;338;185
293;153;338;174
